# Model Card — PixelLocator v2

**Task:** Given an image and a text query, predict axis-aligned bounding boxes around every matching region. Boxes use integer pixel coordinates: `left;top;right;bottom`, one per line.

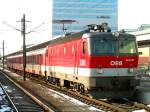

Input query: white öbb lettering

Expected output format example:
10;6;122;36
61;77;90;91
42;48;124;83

80;59;86;66
110;61;122;66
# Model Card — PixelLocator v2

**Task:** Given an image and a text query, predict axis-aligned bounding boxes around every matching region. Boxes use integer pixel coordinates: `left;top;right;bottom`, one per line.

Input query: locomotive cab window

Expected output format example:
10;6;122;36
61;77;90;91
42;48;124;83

119;38;137;55
91;37;116;55
89;34;137;56
82;41;87;54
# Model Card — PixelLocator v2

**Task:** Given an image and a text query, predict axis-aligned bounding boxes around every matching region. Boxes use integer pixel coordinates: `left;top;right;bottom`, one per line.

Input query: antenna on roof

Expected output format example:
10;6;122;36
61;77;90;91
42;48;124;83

53;19;77;35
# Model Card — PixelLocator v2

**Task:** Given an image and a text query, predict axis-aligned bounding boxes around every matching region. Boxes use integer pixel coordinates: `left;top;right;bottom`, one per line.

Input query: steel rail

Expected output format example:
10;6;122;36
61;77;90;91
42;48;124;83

133;102;150;112
0;70;54;112
0;82;19;112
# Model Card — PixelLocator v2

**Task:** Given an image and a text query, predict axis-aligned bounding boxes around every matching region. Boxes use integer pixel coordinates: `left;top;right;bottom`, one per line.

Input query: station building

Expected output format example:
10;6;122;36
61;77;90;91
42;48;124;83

130;24;150;70
52;0;118;36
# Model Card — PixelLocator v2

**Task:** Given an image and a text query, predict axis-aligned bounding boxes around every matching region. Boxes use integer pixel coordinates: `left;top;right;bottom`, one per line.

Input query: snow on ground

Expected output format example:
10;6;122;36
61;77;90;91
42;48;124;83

0;88;4;95
0;105;13;112
132;110;146;112
0;88;4;102
0;85;13;112
47;88;150;112
47;88;104;112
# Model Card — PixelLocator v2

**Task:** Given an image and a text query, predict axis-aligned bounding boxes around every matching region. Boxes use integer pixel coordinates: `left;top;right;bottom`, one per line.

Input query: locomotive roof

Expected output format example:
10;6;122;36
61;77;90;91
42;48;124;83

5;30;87;57
5;31;135;57
84;32;136;39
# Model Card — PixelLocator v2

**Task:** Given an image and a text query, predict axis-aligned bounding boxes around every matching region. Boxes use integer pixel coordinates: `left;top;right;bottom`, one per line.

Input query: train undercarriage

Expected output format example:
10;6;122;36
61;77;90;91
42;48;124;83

7;67;139;99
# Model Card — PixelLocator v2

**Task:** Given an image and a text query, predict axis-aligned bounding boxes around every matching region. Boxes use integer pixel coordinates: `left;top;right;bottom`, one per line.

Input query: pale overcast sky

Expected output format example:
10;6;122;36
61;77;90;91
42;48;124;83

118;0;150;29
0;0;150;54
0;0;52;54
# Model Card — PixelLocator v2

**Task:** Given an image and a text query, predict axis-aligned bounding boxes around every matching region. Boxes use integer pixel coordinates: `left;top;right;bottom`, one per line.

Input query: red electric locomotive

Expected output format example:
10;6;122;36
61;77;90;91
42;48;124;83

6;24;139;99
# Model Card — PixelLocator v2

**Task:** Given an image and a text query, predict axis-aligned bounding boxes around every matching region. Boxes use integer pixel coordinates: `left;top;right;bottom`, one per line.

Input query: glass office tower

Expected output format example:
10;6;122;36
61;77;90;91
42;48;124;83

53;0;118;36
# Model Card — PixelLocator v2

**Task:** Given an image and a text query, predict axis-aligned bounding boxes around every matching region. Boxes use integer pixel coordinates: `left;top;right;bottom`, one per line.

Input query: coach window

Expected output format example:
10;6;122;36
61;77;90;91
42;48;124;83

64;47;66;54
32;56;34;64
37;55;39;64
51;49;53;55
82;41;87;54
72;45;74;53
40;55;43;64
35;55;37;64
35;55;36;64
57;49;59;55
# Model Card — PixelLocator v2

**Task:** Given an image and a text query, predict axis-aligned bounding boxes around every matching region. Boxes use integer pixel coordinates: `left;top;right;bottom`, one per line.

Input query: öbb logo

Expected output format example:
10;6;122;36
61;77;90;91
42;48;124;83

80;59;86;66
110;61;123;66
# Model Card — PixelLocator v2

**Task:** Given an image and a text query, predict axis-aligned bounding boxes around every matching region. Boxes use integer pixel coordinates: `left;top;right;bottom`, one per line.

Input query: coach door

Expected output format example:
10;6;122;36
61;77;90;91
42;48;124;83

74;42;79;80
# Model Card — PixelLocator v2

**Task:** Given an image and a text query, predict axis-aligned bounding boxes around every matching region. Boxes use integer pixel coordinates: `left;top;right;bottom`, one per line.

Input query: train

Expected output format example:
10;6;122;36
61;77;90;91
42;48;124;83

6;24;139;99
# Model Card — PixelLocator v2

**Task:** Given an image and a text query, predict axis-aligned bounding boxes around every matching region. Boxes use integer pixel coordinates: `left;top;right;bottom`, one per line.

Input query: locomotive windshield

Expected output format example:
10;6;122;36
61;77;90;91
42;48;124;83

119;38;137;55
92;38;116;55
89;33;138;56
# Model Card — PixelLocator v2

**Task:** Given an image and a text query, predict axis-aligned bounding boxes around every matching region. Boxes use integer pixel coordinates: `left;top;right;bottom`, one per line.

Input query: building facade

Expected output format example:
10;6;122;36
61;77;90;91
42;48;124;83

52;0;118;36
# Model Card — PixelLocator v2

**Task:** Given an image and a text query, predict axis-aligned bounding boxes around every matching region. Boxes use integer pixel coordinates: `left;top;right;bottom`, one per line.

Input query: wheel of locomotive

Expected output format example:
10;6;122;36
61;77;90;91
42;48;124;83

64;80;70;88
79;84;85;93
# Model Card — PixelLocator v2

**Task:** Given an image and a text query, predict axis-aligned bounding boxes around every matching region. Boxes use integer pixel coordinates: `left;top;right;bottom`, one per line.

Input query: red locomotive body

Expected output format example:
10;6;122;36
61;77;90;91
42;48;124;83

6;30;139;99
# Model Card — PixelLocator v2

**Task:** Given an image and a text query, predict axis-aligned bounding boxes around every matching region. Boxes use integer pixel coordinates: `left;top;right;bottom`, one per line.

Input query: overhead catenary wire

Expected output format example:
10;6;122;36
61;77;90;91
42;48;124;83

2;14;45;81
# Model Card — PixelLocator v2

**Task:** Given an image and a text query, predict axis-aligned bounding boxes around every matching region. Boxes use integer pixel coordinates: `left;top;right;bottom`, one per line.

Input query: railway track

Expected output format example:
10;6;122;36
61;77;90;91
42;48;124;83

0;82;16;111
107;98;150;112
14;74;149;112
29;77;150;112
0;70;54;112
2;68;150;112
48;85;150;111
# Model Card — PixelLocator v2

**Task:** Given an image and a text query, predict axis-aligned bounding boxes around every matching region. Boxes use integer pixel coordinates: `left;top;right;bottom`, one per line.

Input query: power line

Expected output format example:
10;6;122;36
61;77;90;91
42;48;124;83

2;21;21;32
2;14;45;81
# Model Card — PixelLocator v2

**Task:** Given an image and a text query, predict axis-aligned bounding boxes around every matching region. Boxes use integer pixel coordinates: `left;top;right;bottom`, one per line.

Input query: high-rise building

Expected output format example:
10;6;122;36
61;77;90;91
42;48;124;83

52;0;118;36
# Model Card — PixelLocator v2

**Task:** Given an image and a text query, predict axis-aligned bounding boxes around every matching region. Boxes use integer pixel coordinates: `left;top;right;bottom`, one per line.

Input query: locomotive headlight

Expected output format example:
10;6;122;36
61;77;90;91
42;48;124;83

128;68;134;73
97;68;103;74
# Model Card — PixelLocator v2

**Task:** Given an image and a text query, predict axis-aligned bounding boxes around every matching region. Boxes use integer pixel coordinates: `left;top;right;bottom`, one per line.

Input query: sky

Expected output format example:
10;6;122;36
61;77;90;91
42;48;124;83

118;0;150;30
0;0;52;54
0;0;150;54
